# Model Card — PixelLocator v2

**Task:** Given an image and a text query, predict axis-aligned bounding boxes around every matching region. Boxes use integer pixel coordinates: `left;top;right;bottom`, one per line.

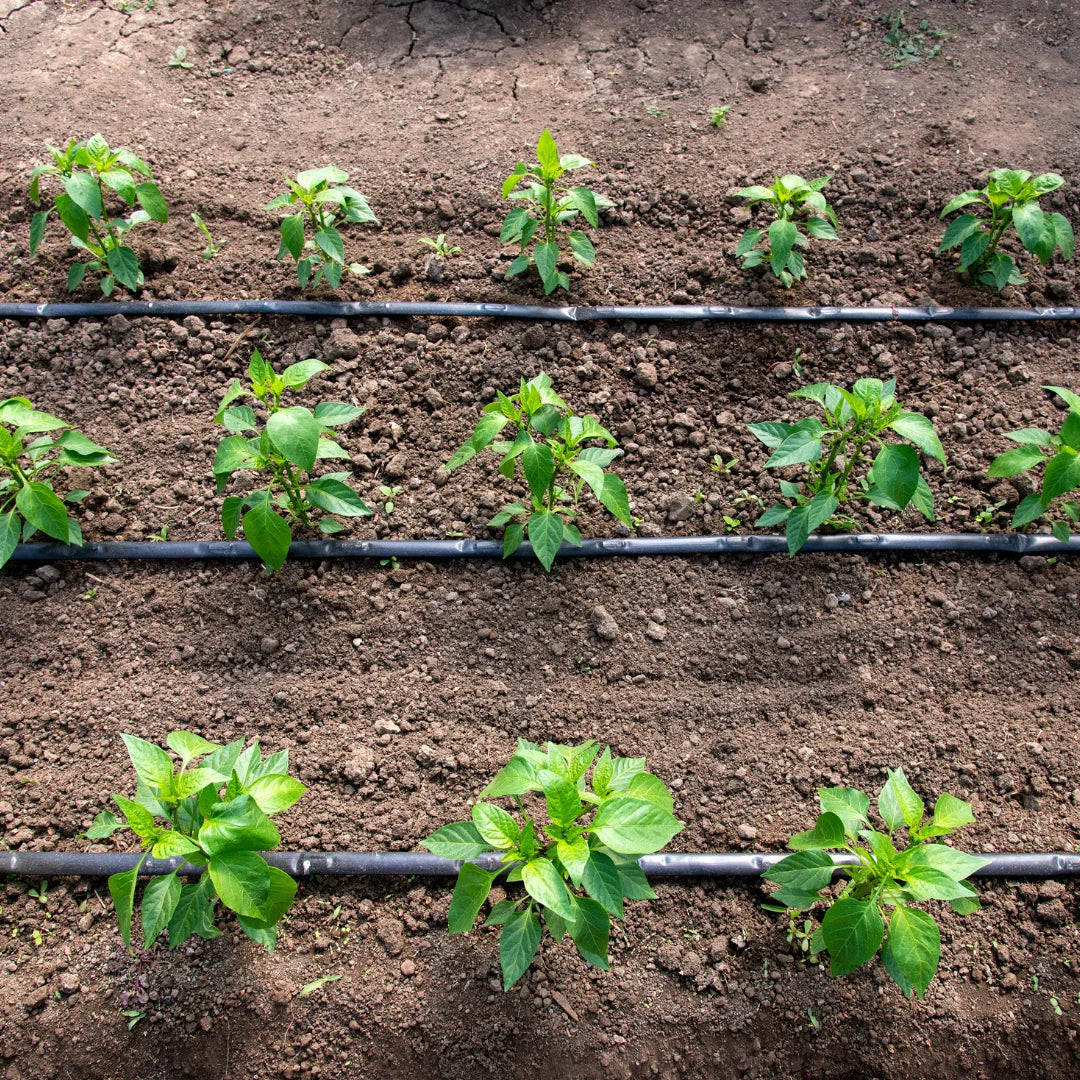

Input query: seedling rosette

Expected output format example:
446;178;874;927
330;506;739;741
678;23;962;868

86;731;307;953
762;769;987;998
422;739;682;989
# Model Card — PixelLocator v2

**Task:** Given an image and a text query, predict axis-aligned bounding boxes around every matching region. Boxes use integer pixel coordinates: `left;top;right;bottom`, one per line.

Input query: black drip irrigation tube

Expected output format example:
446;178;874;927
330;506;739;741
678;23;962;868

8;532;1080;564
1;301;1080;324
2;850;1078;880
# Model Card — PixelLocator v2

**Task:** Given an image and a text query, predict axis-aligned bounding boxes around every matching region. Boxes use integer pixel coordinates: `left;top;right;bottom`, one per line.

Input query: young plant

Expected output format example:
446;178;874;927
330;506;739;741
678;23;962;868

762;769;986;999
987;385;1080;540
881;11;950;68
265;167;377;290
167;46;193;69
0;397;115;568
191;212;223;259
748;379;946;554
85;731;305;953
939;170;1073;290
419;234;462;258
709;104;732;128
444;373;633;571
422;739;683;990
499;129;612;295
28;134;169;294
733;174;838;287
213;350;371;571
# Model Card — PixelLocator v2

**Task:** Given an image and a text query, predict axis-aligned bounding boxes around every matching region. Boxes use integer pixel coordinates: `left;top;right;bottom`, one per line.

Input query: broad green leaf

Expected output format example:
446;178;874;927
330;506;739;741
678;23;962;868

542;908;568;940
939;191;984;217
135;182;168;223
448;862;497;933
280;214;305;260
591;795;683;855
533;241;559;292
141;871;182;946
949;881;982;916
768;218;799;278
880;930;914;998
569;896;610;969
568;229;595;264
612;856;656;900
485;899;518;926
878;768;924;833
1043;451;1080;500
581;851;624;917
598;473;633;527
762;849;835;894
1049;212;1075;261
756;504;791;528
931;792;974;832
1061;411;1080;452
420;821;491;860
108;855;145;951
167;877;220;949
625;773;674;814
538;768;583;827
29;211;48;255
150;830;202;859
736;228;764;257
1004;427;1053;448
1012;201;1045;253
237;918;277;952
242;499;292;572
305;477;371;518
198;794;280;855
167;731;220;768
121;734;174;792
64;172;103;219
314;402;364;426
83;809;122;840
889;412;946;465
821;897;884;977
988;444;1046;478
480;757;539;798
788;811;846;851
557;837;591;885
55;193;90;243
886;906;940;998
521;858;577;921
817;788;870;839
536;129;560;173
222;405;255;434
895;843;989;882
315;228;344;265
245;774;307;815
445;413;510;470
898;865;975;902
521;440;556;502
766;429;823;469
499;907;541;989
472;802;521;850
607;756;646;791
106;246;141;292
266;406;321;471
15;481;69;542
1012;492;1049;528
208;851;272;918
785;491;838;556
867;444;920;511
0;511;21;569
527;509;564;571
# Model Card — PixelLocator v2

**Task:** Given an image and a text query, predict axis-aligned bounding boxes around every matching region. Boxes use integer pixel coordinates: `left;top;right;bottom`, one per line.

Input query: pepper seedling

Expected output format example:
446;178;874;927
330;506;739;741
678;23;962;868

762;769;986;999
748;378;946;554
212;350;371;571
939;169;1073;290
422;739;683;989
265;167;377;290
444;373;633;570
28;134;169;295
85;731;306;953
0;396;115;568
987;384;1080;540
500;129;613;295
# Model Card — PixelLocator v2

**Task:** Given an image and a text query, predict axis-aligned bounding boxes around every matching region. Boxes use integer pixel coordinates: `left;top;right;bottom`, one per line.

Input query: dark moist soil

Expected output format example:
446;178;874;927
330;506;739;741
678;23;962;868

1;1;1080;1078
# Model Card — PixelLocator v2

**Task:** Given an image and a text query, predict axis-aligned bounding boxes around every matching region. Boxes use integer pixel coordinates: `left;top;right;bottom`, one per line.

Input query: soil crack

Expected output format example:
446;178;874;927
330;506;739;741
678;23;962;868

0;0;44;31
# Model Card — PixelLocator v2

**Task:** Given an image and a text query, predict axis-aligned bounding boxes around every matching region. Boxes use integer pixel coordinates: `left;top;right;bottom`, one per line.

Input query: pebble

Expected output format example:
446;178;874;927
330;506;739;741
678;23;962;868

591;605;620;642
736;823;758;841
645;621;667;642
634;362;658;390
260;636;280;655
400;959;416;977
384;452;409;480
35;565;60;584
667;494;694;522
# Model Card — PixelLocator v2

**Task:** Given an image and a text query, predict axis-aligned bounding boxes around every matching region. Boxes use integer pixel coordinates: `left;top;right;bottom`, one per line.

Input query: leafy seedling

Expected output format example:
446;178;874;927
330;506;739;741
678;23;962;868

881;11;951;67
987;385;1080;541
733;174;838;287
85;730;307;953
443;372;634;570
748;378;946;554
709;104;732;128
762;769;987;998
191;212;223;259
298;973;342;997
378;484;402;515
419;234;462;258
645;102;668;118
265;167;377;291
0;396;116;569
939;170;1073;290
422;738;683;989
500;129;613;295
28;134;169;294
168;46;193;69
213;349;371;571
710;455;738;476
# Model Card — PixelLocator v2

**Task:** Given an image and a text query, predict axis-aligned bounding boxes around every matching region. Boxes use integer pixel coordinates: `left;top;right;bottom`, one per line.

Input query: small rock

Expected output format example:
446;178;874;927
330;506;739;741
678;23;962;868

58;973;80;995
376;916;405;956
22;985;50;1010
424;255;444;282
390;260;413;284
1037;899;1068;926
811;6;828;20
1002;972;1018;990
426;322;448;343
1019;556;1046;573
667;495;694;522
400;959;416;977
592;605;620;642
1039;881;1066;900
34;565;61;584
181;645;196;660
680;951;703;978
230;135;247;151
1046;280;1071;302
199;1015;213;1032
634;362;658;390
416;744;437;766
343;747;376;783
424;387;445;410
645;621;667;642
260;636;279;656
824;593;839;610
748;75;771;92
522;325;546;350
655;941;682;972
736;823;757;841
384;452;409;480
771;362;793;380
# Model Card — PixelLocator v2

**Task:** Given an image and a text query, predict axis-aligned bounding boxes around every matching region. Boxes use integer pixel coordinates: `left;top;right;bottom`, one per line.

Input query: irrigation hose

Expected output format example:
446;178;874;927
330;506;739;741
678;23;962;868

1;301;1079;324
2;850;1077;879
8;532;1079;564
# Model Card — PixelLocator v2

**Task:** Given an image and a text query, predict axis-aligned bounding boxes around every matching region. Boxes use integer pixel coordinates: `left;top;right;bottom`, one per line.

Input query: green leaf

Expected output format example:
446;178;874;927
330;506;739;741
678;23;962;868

527;509;564;571
768;218;799;278
539;768;583;827
166;731;220;768
55;193;90;243
266;406;321;471
567;187;599;228
817;788;870;839
83;809;122;840
736;228;764;257
448;862;498;934
755;504;791;528
15;481;70;542
421;821;491;860
120;734;174;792
0;509;18;571
931;792;975;832
805;216;837;240
445;412;510;470
533;241;559;291
106;246;141;293
1043;451;1080;500
314;402;364;427
867;444;920;511
1061;411;1080;452
939;191;984;217
938;213;982;252
315;228;345;265
279;215;305;261
569;896;610;969
480;757;539;798
167;876;220;949
198;794;280;855
598;473;633;527
1049;212;1074;261
766;429;823;469
878;768;924;833
208;851;272;919
521;440;556;502
29;211;49;255
613;857;656;900
279;359;329;389
472;802;520;850
988;444;1046;478
898;865;975;902
607;756;647;791
109;856;146;951
785;492;838;556
888;412;946;465
305;477;371;518
581;851;624;917
568;230;595;265
886;906;940;998
591;795;683;855
949;882;982;916
1012;492;1049;528
821;897;884;977
485;899;518;927
522;858;577;921
557;837;591;885
895;844;989;882
150;831;202;860
241;499;292;572
134;182;168;223
245;774;306;815
66;262;88;292
625;772;675;814
64;172;103;219
536;128;560;173
788;811;846;851
1012;201;1045;253
762;849;835;894
141;871;182;946
499;908;541;989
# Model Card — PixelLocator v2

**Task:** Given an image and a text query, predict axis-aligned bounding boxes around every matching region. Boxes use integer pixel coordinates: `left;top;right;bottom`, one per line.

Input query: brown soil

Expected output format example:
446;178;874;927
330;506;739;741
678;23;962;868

1;1;1080;1078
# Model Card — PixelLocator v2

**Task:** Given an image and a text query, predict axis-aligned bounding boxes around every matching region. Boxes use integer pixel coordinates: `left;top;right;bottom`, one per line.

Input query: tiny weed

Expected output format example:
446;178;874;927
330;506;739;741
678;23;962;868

974;501;1005;528
191;212;223;259
710;455;738;476
722;515;740;532
419;234;462;258
881;12;951;68
645;102;668;118
122;1009;146;1030
298;973;342;998
807;1007;821;1030
380;556;400;570
81;587;99;601
378;484;402;516
709;104;732;128
693;487;705;504
148;524;169;542
168;46;194;69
